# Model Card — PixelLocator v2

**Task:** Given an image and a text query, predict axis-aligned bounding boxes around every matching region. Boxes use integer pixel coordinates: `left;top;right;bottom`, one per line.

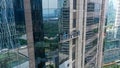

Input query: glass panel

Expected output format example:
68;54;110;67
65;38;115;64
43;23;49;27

73;19;76;28
13;0;29;68
72;46;76;60
73;0;77;9
72;39;76;45
73;12;76;28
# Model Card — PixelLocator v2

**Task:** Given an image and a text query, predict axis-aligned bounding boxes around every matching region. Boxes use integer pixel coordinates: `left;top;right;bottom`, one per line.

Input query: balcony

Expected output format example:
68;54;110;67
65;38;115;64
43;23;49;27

86;17;99;26
87;12;94;16
85;54;96;67
86;23;99;32
85;50;96;64
86;34;98;45
86;30;98;40
85;45;97;57
87;12;100;17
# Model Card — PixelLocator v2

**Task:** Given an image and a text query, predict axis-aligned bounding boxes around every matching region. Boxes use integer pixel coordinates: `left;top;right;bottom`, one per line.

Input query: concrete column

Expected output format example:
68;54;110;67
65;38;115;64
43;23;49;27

97;0;107;68
23;0;36;68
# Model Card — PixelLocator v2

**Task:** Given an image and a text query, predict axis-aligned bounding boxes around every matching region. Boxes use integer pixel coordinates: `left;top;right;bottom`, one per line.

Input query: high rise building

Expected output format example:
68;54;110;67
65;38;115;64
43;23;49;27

23;0;44;68
59;0;106;68
14;0;58;68
0;0;107;68
0;0;29;68
103;0;120;66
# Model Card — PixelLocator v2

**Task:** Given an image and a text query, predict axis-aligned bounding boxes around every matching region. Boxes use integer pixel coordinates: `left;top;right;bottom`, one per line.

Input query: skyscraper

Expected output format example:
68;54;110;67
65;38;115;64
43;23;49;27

0;0;29;68
59;0;106;68
15;0;58;68
0;0;107;68
103;0;120;66
23;0;44;68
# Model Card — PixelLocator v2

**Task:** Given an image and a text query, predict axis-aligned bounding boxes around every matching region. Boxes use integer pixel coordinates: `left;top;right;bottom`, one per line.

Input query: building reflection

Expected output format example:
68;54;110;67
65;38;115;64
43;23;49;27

104;0;120;64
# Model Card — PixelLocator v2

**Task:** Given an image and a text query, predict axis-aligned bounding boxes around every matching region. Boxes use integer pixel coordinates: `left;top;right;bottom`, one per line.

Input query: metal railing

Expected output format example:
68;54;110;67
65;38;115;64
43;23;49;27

60;31;80;43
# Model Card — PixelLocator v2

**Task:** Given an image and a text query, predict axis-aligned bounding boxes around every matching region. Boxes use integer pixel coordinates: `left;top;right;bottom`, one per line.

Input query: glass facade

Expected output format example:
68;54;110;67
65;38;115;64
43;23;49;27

0;0;29;68
73;0;77;9
30;0;45;67
103;0;120;64
4;0;60;68
0;0;113;68
42;0;59;68
21;0;59;68
58;0;70;67
13;0;26;35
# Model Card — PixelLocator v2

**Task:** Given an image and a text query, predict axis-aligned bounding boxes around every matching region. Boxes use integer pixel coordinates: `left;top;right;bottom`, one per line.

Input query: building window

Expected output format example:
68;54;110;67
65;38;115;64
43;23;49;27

72;46;76;60
72;39;76;45
87;17;94;25
73;12;76;28
72;62;75;68
73;12;76;19
93;38;98;45
94;17;99;23
73;0;77;9
73;19;76;28
87;3;95;12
